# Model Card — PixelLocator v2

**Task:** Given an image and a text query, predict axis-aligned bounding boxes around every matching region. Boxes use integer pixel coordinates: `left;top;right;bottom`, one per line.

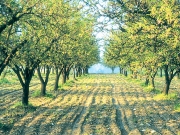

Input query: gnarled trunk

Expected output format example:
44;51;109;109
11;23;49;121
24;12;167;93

163;65;174;95
37;66;50;96
160;68;163;77
22;80;30;105
145;76;149;86
73;68;76;80
54;67;63;91
13;66;34;106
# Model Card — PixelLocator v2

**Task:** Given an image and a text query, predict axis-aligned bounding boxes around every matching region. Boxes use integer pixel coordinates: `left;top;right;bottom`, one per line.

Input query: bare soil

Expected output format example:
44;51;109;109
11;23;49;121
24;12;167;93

0;74;179;135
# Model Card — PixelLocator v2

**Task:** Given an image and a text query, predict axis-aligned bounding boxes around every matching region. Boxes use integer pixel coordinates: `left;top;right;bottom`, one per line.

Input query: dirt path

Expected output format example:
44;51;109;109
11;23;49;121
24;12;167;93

0;74;179;135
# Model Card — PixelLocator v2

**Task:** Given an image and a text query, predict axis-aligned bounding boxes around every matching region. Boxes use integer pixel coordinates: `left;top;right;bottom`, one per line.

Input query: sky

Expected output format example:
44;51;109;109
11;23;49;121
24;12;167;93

89;63;119;74
80;0;118;74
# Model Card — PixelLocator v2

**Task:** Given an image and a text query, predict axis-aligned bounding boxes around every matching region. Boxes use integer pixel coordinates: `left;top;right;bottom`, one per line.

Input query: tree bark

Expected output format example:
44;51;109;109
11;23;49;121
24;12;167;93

164;65;173;95
76;68;79;77
37;66;50;96
145;77;149;86
111;67;115;73
151;77;155;89
160;68;163;77
124;70;127;76
43;66;46;74
13;65;34;105
150;70;157;89
62;65;67;84
77;67;82;77
22;81;30;105
164;67;171;95
85;66;89;74
119;67;121;74
73;67;76;80
54;67;63;91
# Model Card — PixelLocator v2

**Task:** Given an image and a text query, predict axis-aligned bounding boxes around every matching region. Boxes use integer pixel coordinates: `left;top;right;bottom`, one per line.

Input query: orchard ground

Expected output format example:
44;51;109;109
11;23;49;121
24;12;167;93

0;74;179;135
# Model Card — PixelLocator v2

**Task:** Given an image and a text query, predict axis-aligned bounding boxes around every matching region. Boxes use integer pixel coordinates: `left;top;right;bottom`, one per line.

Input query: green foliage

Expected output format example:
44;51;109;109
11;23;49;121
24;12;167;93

11;102;36;112
0;122;12;132
174;103;180;112
32;90;55;99
144;86;161;94
32;90;42;97
58;80;75;91
0;78;11;84
154;93;178;100
45;93;55;99
64;80;75;87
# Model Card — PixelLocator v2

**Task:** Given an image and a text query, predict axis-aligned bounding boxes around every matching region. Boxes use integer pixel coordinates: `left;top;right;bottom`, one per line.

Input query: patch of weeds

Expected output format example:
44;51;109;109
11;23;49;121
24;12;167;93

32;90;55;98
58;85;66;91
64;80;75;87
45;93;55;98
174;103;180;112
0;78;11;84
140;82;147;87
78;74;89;79
154;93;178;100
59;80;76;90
0;122;12;132
32;90;41;97
12;102;36;112
32;74;38;78
144;86;161;94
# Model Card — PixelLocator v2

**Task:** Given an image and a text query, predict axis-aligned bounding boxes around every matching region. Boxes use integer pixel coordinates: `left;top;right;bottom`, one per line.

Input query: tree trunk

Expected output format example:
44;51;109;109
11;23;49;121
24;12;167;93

78;67;82;77
151;77;155;89
62;72;66;84
83;68;85;75
37;66;50;96
66;65;72;80
164;80;170;95
73;68;76;80
121;68;124;74
22;80;30;105
85;67;89;74
111;67;115;73
43;66;46;74
76;68;79;77
62;71;66;84
66;71;70;80
145;76;149;86
54;67;63;91
62;65;67;84
160;68;163;77
164;65;171;95
124;70;127;76
13;66;34;106
119;67;121;74
40;83;46;96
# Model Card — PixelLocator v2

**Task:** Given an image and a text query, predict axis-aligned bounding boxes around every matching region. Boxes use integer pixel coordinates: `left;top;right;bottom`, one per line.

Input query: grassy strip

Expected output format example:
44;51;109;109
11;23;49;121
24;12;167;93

174;103;180;112
0;78;11;85
58;80;75;90
123;75;161;93
32;90;55;98
122;75;179;112
154;93;178;100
